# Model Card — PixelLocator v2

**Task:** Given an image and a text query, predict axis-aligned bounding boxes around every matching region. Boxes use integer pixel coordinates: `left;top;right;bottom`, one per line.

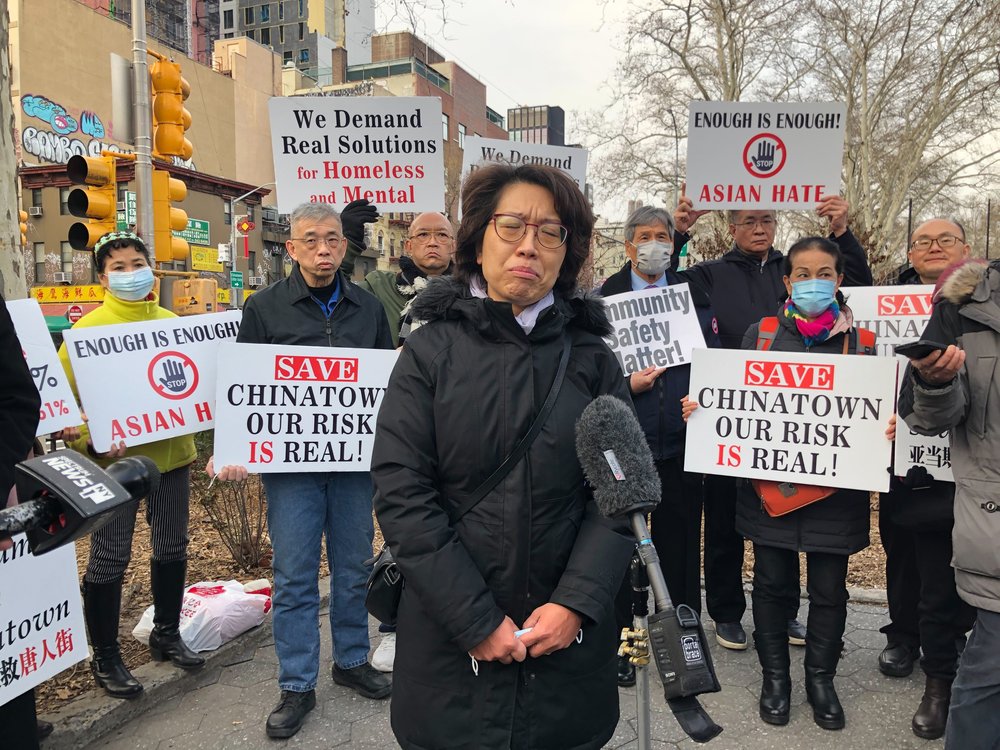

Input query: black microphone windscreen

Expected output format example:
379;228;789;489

105;456;161;500
575;395;661;518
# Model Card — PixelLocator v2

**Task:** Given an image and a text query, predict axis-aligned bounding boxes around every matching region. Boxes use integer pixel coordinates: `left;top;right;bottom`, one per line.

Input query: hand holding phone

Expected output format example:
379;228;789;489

895;340;949;360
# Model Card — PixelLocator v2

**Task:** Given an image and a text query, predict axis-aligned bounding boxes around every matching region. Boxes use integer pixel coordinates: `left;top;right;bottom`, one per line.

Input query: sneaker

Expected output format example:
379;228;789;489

788;618;807;646
372;632;396;672
715;621;748;650
332;662;392;699
265;689;316;739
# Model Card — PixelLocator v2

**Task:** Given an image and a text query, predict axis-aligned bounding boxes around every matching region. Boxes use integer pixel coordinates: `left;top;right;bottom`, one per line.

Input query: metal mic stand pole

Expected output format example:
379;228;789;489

630;553;652;750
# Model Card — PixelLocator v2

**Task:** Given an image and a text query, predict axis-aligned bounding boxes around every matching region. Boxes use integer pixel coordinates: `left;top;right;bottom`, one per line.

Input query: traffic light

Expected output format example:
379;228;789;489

19;210;28;247
66;154;117;250
150;56;193;161
151;168;189;262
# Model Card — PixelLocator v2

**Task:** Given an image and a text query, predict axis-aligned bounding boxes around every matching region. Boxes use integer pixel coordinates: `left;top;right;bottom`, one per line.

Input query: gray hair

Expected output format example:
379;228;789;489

624;205;674;243
289;203;342;232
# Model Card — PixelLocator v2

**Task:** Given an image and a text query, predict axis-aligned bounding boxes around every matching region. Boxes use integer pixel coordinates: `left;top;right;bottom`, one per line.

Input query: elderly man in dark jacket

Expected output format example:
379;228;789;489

600;204;720;685
878;218;975;741
903;258;1000;750
0;292;43;750
671;192;873;650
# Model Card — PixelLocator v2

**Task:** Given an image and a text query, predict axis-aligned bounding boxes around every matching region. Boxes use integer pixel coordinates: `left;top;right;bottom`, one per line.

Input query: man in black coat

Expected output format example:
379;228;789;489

0;292;43;750
672;191;873;650
880;218;975;740
600;205;720;684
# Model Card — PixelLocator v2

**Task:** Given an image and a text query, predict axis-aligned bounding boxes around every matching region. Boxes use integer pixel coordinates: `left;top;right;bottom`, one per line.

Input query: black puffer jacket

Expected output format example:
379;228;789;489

674;229;872;349
734;312;872;555
371;277;635;750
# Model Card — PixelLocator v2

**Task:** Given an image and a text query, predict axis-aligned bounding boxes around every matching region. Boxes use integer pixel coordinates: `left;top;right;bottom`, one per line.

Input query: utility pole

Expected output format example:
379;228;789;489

131;0;154;245
228;184;274;310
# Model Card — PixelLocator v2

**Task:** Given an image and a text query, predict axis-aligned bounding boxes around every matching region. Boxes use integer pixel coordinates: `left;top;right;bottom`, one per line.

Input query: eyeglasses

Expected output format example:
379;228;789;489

911;234;962;251
491;214;569;249
291;234;343;249
409;231;453;243
734;217;776;230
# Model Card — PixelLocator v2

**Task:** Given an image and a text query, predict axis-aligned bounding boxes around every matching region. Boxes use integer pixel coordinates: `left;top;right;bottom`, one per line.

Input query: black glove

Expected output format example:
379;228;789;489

901;465;933;490
340;199;379;249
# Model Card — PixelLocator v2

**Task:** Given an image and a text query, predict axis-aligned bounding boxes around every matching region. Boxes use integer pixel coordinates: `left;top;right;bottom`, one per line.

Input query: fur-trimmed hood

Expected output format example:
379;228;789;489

936;259;999;304
408;275;614;337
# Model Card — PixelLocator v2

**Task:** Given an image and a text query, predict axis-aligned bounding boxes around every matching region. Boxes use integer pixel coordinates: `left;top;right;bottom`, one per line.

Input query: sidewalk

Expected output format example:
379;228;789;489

41;587;943;750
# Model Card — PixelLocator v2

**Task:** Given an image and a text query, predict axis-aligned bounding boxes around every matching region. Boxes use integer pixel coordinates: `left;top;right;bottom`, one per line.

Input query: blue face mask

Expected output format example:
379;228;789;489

791;278;836;317
107;267;155;301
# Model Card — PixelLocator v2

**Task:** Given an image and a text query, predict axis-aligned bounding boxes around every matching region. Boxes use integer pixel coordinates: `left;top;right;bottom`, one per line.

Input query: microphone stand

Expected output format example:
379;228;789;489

627;553;652;750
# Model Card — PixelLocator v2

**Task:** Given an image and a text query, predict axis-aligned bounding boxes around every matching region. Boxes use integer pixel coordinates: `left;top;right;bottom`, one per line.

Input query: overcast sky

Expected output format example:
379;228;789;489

375;0;627;140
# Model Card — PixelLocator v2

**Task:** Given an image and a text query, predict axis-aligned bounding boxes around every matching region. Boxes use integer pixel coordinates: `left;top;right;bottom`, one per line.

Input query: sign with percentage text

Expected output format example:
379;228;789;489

62;311;242;452
0;536;89;705
7;299;82;436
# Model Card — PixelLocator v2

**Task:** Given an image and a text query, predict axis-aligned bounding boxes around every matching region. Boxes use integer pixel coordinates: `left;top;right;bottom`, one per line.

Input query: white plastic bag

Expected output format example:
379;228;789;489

132;580;271;652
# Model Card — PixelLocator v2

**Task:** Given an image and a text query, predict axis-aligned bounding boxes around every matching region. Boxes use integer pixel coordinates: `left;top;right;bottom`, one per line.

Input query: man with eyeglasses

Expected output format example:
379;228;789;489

671;191;873;653
219;203;393;739
359;211;455;347
879;218;974;740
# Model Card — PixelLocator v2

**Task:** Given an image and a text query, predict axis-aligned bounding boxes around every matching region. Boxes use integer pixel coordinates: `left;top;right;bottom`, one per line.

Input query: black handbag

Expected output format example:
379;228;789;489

365;334;572;626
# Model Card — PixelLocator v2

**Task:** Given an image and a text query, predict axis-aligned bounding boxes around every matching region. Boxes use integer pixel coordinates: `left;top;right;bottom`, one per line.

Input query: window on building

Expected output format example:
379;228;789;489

260;4;270;22
247;29;255;41
279;25;285;44
441;113;449;141
298;22;305;40
248;251;257;274
224;32;234;38
299;0;305;16
33;243;45;282
278;1;284;20
223;8;233;27
260;27;270;45
59;187;70;215
377;232;384;256
389;238;395;257
299;48;310;63
31;188;42;208
458;123;466;148
244;6;254;24
224;202;232;226
60;242;73;275
283;50;293;64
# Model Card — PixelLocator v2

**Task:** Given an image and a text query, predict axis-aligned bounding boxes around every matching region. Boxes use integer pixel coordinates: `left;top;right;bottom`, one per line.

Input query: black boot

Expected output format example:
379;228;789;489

83;580;143;698
148;560;205;670
804;636;845;730
755;631;791;725
912;676;952;740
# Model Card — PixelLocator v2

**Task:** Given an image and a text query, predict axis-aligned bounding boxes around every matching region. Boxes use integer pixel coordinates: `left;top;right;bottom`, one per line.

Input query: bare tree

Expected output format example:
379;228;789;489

0;5;26;299
586;0;1000;277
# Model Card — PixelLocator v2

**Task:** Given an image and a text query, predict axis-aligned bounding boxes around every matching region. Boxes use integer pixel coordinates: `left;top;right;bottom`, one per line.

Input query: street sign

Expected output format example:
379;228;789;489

116;191;137;231
230;271;244;289
174;218;210;246
66;304;84;323
191;245;223;272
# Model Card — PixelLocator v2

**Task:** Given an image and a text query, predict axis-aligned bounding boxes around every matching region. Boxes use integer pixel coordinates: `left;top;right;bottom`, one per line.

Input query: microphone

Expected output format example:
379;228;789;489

576;395;723;744
1;450;159;555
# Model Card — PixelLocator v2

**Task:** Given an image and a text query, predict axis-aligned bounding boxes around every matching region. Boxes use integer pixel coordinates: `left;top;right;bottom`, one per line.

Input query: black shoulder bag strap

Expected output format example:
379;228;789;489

447;332;572;525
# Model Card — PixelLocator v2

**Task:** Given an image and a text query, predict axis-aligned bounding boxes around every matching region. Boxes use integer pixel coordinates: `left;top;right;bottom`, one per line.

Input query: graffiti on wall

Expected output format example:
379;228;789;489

21;126;131;164
22;94;107;139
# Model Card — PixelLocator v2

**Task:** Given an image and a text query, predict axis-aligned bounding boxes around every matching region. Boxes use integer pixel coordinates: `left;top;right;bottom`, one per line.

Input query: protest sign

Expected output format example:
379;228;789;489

0;537;88;705
602;284;707;374
7;299;82;436
460;136;587;190
62;311;242;452
212;343;399;472
269;96;445;213
684;347;897;492
846;284;953;482
686;101;847;210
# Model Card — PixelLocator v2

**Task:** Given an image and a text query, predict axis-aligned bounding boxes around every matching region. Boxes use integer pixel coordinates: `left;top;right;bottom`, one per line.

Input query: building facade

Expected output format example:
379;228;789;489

506;105;565;145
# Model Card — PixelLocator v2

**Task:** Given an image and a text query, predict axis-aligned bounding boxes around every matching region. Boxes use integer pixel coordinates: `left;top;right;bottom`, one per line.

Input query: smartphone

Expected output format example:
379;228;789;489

894;340;950;359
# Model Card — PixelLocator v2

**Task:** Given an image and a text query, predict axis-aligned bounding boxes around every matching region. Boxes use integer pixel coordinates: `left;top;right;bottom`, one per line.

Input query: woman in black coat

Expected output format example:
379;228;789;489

685;237;891;732
371;164;635;750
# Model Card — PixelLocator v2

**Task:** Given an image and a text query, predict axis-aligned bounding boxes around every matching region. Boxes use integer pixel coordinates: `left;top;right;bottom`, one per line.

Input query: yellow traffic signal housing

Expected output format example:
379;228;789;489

66;154;118;250
19;210;28;247
152;168;189;263
150;57;193;160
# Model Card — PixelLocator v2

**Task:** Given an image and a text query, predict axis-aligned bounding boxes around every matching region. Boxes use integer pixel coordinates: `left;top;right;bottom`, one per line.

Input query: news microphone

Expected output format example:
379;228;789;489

2;450;159;555
576;396;722;744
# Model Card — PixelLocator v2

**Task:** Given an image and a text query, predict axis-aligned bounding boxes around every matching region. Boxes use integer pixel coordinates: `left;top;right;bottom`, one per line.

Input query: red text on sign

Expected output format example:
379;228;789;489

744;361;835;390
274;356;358;382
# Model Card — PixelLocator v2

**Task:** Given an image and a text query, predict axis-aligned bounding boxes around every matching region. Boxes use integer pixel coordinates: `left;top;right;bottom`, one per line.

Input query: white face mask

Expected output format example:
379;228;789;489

634;240;673;276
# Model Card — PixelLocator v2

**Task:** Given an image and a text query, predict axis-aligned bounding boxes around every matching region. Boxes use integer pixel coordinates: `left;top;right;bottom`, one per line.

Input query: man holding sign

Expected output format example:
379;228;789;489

600;205;719;685
671;172;872;651
211;203;393;740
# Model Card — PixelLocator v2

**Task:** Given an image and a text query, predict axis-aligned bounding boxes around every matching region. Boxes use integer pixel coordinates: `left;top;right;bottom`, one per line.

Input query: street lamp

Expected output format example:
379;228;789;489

228;183;275;310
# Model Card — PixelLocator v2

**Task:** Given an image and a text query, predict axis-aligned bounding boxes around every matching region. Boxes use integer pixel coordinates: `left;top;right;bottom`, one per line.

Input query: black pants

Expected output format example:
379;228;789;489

880;509;975;679
615;458;703;631
0;688;39;750
752;544;847;645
